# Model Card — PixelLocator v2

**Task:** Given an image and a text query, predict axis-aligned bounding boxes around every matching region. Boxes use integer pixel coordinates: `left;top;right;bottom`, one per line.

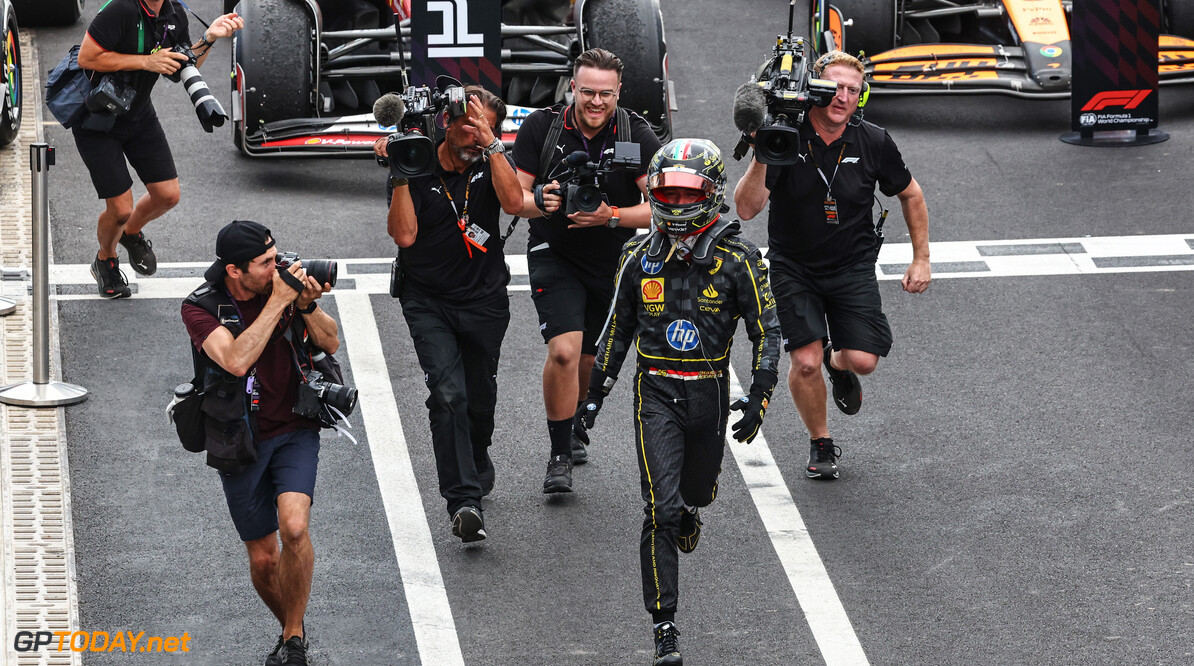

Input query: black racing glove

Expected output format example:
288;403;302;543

576;368;615;430
730;370;777;444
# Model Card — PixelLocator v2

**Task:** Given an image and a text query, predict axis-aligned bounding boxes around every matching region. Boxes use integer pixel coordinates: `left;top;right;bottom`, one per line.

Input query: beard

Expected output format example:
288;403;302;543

454;144;482;165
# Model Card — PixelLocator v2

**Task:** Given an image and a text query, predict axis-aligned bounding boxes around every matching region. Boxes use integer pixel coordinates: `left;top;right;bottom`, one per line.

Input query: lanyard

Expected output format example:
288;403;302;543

807;141;847;197
439;172;488;258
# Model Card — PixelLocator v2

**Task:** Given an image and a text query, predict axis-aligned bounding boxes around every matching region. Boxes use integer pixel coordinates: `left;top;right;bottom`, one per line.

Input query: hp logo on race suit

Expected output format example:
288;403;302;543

428;0;483;57
641;255;663;275
666;320;700;352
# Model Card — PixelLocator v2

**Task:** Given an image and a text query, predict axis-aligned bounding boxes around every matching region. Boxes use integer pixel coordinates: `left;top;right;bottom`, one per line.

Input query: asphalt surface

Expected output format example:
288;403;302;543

18;0;1194;664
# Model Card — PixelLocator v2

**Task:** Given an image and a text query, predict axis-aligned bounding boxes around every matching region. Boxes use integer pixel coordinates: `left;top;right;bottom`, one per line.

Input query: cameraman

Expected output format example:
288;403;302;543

510;48;662;494
75;0;242;298
381;87;522;542
181;220;336;666
734;51;931;481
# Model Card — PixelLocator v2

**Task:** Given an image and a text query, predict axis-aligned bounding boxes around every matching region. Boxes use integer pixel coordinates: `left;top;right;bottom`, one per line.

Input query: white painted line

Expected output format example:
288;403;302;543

725;367;870;666
333;292;465;666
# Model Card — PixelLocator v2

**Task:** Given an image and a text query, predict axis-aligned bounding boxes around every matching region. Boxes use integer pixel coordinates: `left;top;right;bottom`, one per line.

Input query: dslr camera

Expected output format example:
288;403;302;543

382;76;467;179
732;5;838;165
85;74;136;117
539;143;642;216
293;369;359;424
165;44;228;133
275;251;339;289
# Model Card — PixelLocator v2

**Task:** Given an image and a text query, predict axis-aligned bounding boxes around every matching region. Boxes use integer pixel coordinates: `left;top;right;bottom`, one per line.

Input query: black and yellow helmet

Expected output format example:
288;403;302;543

646;138;727;237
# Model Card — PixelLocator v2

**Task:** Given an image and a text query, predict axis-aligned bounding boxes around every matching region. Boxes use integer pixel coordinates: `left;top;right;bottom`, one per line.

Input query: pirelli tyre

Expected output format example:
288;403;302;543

1;7;20;147
1165;0;1194;37
232;0;315;151
582;0;673;143
836;0;897;60
10;0;82;27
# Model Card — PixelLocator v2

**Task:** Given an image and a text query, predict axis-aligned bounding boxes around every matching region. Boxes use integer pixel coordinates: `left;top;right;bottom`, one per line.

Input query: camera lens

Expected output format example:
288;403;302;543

322;382;359;416
755;124;803;165
389;133;437;178
304;259;338;289
574;184;603;214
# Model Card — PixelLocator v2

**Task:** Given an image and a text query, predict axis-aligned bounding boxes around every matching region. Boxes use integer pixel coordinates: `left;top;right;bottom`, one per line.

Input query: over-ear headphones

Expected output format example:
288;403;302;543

814;53;870;108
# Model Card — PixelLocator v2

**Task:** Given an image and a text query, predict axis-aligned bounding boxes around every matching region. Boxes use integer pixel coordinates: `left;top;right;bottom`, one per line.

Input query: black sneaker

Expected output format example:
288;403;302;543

653;622;682;666
677;508;702;554
451;505;487;543
264;635;285;666
542;455;573;494
806;438;842;480
90;255;131;299
571;424;589;465
280;635;311;666
823;342;861;415
118;231;157;276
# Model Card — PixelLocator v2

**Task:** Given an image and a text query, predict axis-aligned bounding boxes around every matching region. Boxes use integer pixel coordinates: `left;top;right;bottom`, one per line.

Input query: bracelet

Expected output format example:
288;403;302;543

200;33;216;48
298;302;317;315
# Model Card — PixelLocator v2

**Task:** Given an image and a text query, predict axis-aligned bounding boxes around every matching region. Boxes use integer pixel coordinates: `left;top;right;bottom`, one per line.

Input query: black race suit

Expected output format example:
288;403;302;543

592;224;781;618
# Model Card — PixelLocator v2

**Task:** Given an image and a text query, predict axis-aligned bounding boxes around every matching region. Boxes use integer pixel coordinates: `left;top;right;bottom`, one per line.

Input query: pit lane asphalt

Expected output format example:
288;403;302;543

26;0;1194;663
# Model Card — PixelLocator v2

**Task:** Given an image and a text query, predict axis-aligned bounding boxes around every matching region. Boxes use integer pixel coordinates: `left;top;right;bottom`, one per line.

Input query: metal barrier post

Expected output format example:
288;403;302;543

0;143;88;407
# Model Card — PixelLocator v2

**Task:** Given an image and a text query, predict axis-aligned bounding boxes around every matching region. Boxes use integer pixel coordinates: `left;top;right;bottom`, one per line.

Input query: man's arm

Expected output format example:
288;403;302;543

201;268;303;377
464;95;522;215
192;13;244;69
387;180;418;247
293;272;339;354
897;177;930;294
77;33;189;74
514;170;561;219
734;155;771;221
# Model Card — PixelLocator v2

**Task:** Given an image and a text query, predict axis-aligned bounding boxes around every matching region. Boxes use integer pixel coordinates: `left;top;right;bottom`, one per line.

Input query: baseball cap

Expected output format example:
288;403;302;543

204;220;276;283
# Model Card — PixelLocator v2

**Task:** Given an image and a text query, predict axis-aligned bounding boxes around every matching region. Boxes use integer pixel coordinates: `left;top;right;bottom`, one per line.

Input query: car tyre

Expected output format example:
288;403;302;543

10;0;82;27
836;0;898;60
582;0;673;143
232;0;315;152
1165;0;1194;37
0;9;21;147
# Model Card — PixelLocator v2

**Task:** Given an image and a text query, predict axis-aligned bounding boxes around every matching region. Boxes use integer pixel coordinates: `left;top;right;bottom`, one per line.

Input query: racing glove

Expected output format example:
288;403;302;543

576;369;615;430
730;370;777;444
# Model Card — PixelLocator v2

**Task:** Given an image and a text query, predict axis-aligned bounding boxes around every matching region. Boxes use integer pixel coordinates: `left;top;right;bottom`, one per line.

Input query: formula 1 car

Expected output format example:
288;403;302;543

1;0;21;147
10;0;83;26
228;0;672;156
814;0;1194;97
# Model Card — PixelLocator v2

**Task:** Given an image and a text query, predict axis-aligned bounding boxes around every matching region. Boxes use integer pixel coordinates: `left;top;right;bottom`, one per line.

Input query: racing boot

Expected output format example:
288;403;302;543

652;621;682;665
571;416;590;465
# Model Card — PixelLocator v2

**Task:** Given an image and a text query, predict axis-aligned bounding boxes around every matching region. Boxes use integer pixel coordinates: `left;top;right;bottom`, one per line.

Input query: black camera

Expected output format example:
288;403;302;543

293;369;359;423
275;251;338;289
84;74;136;116
164;44;227;133
383;77;467;179
548;142;642;215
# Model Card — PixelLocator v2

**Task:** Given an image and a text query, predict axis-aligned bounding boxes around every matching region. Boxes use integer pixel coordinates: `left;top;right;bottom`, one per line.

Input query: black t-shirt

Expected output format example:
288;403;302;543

764;118;912;273
84;0;191;119
404;148;511;303
512;103;661;280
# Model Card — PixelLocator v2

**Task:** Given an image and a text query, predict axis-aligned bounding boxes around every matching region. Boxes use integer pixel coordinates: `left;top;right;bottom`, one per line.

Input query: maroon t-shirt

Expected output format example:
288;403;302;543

181;293;319;441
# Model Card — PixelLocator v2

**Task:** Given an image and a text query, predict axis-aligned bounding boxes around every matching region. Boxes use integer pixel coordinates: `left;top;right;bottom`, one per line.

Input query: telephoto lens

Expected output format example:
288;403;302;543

177;63;228;132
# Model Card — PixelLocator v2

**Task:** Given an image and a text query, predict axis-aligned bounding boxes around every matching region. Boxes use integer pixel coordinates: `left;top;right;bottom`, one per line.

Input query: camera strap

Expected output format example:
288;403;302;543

808;140;846;225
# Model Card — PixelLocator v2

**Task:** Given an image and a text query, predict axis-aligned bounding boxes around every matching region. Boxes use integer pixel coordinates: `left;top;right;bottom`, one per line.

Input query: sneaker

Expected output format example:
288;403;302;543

118;231;157;276
475;454;495;497
806;438;842;480
823;342;861;415
451;505;486;542
571;426;589;465
542;455;573;494
280;635;311;666
676;508;702;554
264;635;284;666
652;622;682;665
90;255;131;299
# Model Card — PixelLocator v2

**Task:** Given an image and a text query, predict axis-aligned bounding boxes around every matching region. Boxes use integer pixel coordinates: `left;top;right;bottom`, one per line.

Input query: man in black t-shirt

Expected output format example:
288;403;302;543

383;87;523;542
510;48;662;494
75;0;242;298
735;51;932;481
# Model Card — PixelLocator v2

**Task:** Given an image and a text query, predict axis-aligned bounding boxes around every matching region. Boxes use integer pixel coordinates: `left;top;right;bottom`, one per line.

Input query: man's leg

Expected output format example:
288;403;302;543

789;341;829;440
276;491;313;640
244;532;285;625
460;295;511;498
543;331;583;421
96;190;135;261
826;348;879;376
123;177;180;236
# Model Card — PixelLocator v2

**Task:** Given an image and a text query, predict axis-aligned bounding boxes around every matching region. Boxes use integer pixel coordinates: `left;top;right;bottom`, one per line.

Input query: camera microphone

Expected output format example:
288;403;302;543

732;82;768;135
565;150;591;167
373;93;406;128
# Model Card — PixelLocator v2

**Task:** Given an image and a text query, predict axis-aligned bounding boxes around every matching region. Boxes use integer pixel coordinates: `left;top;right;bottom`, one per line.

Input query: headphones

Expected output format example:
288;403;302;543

814;53;870;108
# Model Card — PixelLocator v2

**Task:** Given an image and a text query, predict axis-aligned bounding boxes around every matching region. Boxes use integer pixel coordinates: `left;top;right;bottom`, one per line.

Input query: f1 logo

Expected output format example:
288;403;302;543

428;0;483;58
1080;90;1151;111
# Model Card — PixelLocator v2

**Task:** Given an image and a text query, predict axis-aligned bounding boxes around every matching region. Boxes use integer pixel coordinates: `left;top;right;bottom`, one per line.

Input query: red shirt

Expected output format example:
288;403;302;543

181;292;318;440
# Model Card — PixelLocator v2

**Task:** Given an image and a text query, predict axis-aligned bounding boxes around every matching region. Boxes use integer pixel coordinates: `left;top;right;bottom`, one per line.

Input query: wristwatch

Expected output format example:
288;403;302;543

484;138;505;157
606;206;620;228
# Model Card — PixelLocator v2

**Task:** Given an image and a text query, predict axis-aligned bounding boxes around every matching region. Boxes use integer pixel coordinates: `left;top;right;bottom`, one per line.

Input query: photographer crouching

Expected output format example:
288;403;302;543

75;0;241;298
181;220;342;666
375;86;522;543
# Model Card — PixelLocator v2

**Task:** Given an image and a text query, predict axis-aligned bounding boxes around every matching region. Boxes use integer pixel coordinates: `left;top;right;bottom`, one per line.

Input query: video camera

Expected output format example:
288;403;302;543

731;4;838;165
165;44;228;133
539;143;642;216
374;76;468;179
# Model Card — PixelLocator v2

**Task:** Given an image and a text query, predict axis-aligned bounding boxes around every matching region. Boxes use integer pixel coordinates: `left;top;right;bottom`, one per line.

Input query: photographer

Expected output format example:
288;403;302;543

510;48;662;494
381;87;522;542
75;0;242;298
578;139;780;665
734;51;931;481
181;220;337;666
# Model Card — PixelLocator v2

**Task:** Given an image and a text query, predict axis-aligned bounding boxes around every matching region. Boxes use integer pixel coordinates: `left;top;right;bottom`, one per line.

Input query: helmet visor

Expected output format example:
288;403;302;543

647;170;717;197
651;187;709;205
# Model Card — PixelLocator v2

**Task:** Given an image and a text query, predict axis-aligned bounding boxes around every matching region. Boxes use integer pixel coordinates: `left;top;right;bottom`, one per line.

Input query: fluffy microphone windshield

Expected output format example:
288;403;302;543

373;93;406;128
732;82;767;134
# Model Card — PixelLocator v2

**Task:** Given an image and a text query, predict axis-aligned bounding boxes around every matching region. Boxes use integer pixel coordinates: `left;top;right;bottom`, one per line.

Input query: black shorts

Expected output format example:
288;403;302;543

219;428;320;542
72;107;177;199
527;246;616;356
768;253;892;356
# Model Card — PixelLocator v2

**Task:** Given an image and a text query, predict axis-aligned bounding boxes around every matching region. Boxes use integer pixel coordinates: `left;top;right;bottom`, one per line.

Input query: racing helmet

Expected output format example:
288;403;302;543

646;138;727;237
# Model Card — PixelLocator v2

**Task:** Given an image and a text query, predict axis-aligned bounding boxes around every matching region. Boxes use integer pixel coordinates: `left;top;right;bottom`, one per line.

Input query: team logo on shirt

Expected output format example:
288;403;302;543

666;319;700;352
641;255;663;275
641;278;665;303
708;258;723;275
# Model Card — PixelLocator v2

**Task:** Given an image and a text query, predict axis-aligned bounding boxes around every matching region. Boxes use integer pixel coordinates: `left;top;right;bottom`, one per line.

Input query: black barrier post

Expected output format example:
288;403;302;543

1062;0;1168;146
0;144;88;407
